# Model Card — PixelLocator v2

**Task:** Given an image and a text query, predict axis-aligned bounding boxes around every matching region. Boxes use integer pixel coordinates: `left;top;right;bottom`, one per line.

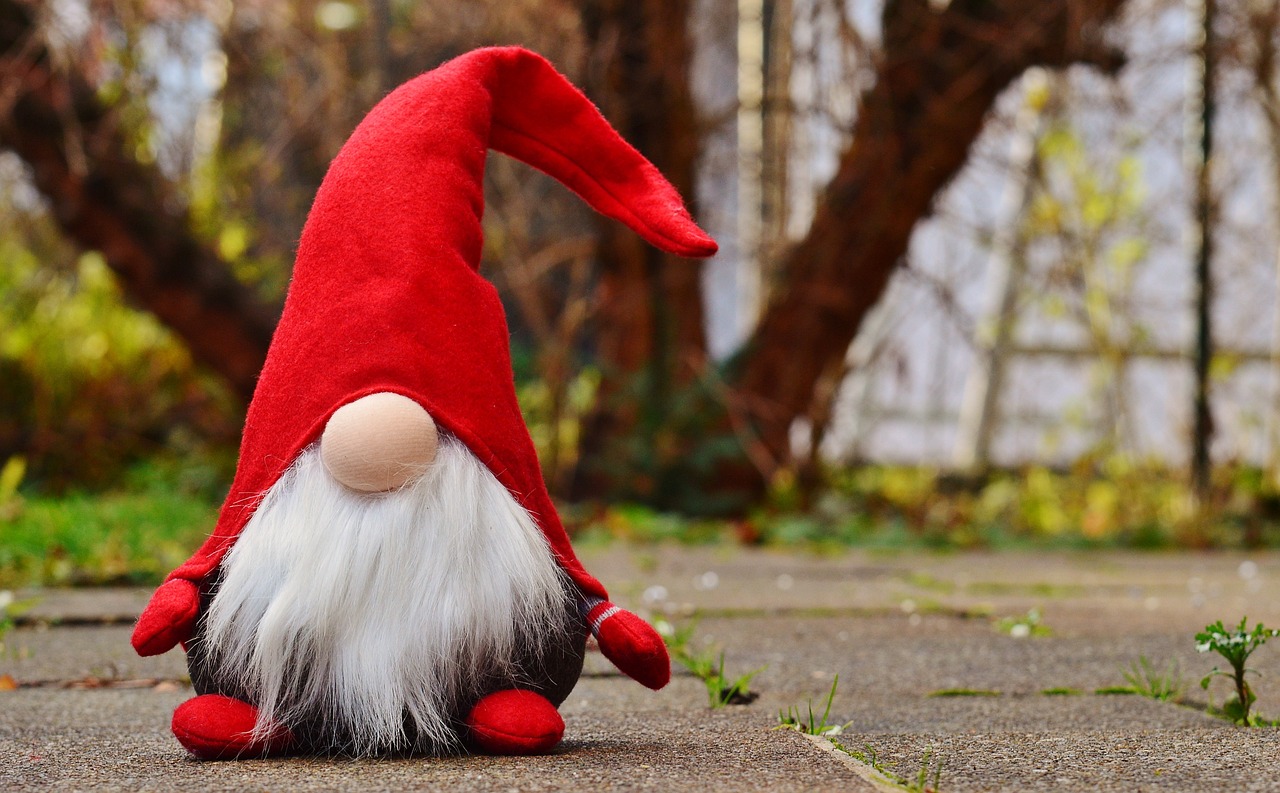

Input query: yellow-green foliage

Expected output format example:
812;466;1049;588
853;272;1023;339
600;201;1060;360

0;228;238;490
570;453;1280;551
814;455;1265;549
516;367;599;487
4;249;181;378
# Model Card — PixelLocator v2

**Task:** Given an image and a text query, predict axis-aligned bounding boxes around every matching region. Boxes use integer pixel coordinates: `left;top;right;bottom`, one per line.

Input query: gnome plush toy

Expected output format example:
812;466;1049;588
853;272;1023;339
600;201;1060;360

131;46;716;759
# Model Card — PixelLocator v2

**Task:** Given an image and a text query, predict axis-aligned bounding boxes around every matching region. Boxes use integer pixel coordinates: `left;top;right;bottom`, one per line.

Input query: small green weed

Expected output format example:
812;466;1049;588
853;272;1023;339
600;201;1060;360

0;591;14;656
777;675;850;736
994;607;1051;638
1040;687;1083;696
698;651;763;708
927;688;1001;697
0;589;38;658
901;572;957;593
829;740;944;792
1196;617;1280;726
656;618;763;708
1122;655;1186;702
1094;686;1138;695
655;617;699;658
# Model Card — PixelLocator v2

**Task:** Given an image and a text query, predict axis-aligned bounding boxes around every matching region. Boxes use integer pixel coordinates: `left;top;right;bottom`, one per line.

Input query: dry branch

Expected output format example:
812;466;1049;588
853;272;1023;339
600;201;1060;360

731;0;1128;471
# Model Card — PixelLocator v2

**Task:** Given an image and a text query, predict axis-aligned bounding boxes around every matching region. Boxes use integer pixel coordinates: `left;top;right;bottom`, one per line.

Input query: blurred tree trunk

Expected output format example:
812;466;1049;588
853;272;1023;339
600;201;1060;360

1251;0;1280;488
761;0;793;269
0;0;278;404
722;0;1128;495
571;0;711;503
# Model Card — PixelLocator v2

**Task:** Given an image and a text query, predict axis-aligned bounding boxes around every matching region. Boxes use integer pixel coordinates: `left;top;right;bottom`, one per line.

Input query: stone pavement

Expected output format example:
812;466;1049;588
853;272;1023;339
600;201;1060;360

4;547;1280;791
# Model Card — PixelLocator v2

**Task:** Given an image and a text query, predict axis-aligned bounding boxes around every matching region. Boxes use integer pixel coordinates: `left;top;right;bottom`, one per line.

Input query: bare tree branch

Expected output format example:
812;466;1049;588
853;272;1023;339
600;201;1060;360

730;0;1129;473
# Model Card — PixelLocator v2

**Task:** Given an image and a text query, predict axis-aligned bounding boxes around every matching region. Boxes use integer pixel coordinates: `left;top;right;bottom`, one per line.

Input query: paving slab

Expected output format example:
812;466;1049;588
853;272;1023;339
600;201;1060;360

6;548;1280;791
0;685;871;792
16;588;153;625
3;625;187;684
843;728;1280;793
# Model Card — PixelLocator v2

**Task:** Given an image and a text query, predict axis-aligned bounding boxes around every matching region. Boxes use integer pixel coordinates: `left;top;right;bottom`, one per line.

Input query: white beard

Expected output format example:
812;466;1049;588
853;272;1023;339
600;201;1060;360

199;434;571;756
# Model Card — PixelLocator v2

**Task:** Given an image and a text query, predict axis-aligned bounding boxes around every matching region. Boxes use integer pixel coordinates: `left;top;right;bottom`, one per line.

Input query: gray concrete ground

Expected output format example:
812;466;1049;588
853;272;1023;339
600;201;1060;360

5;547;1280;791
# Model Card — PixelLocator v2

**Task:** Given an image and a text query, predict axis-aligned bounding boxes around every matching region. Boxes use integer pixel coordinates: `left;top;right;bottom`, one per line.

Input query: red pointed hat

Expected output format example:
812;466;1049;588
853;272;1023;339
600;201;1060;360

166;46;717;599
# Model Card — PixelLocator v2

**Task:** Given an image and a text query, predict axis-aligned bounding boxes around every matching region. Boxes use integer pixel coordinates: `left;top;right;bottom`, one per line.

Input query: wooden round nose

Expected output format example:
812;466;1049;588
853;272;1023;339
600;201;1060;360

320;392;439;492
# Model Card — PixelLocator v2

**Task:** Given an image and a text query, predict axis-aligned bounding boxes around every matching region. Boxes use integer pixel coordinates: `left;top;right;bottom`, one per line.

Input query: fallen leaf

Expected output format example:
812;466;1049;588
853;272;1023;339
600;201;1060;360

0;674;18;691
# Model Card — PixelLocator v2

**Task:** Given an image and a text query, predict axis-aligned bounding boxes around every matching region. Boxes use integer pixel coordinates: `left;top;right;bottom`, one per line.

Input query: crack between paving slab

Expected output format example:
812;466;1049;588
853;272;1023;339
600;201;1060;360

15;604;997;626
14;615;139;628
688;605;990;620
795;732;906;792
2;677;189;690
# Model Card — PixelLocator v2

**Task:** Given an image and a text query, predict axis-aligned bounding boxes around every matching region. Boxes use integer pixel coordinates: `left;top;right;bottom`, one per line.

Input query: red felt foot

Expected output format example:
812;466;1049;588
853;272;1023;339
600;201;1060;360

466;690;564;755
171;695;294;760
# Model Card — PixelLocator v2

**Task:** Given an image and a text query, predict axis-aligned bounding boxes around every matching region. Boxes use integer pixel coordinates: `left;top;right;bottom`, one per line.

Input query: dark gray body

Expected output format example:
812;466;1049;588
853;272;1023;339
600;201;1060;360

185;574;588;755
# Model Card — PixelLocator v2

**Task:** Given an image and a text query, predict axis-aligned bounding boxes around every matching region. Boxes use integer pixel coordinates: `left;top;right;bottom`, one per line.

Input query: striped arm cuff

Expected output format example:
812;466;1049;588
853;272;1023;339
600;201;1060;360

582;598;622;636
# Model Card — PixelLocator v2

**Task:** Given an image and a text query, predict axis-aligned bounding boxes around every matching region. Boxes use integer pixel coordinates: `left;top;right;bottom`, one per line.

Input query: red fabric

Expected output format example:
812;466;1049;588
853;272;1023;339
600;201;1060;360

171;694;294;760
466;689;564;755
589;602;671;690
143;46;716;621
131;578;199;657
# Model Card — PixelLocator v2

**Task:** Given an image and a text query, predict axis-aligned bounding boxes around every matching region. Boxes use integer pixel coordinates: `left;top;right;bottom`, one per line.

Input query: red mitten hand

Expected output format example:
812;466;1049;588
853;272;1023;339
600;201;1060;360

131;578;200;657
586;600;670;690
